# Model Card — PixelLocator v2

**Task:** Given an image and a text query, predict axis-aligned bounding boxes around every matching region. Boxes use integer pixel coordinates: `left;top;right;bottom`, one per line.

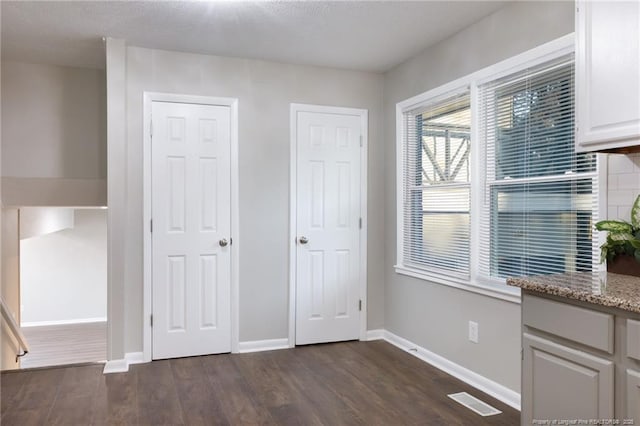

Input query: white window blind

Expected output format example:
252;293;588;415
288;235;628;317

478;54;599;279
401;90;471;278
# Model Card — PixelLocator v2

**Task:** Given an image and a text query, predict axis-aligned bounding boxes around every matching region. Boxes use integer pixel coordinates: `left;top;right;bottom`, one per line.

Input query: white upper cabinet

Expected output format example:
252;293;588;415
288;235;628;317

576;0;640;152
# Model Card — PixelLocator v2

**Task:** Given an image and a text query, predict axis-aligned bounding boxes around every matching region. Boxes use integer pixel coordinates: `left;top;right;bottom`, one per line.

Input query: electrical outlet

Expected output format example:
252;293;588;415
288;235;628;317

468;321;479;343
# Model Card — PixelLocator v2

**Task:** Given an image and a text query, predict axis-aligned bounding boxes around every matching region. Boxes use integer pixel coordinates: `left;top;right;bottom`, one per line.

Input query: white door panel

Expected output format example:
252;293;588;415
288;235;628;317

152;101;231;359
295;111;362;345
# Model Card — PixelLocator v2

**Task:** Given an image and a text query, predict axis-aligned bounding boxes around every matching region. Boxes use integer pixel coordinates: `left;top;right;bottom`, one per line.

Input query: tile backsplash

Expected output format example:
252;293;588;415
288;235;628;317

607;153;640;221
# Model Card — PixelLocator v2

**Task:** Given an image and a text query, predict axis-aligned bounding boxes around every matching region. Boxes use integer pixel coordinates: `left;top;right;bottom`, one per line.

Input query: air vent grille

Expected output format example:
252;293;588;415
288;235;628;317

447;392;502;417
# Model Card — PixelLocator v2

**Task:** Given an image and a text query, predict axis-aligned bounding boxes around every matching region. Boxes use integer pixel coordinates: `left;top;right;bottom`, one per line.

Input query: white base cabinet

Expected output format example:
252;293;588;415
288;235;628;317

523;333;614;424
628;369;640;421
521;292;640;426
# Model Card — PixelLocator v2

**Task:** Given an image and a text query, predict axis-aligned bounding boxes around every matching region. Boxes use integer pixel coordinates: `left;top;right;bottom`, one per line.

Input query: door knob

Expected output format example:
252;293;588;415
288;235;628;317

219;238;229;247
299;236;309;245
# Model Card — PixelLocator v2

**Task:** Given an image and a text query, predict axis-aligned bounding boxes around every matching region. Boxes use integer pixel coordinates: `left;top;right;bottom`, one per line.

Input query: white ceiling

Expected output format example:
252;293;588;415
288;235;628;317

1;1;508;73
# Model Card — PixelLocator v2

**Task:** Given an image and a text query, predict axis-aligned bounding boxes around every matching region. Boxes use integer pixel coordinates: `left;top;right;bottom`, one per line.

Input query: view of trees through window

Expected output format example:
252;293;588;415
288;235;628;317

488;62;598;278
401;52;600;286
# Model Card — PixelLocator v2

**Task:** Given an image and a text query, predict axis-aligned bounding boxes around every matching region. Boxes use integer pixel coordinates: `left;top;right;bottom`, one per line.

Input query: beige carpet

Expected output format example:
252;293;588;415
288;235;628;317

20;321;106;369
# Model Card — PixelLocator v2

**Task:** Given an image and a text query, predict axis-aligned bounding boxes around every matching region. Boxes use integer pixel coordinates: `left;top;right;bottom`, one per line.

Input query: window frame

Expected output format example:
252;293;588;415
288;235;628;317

395;33;607;304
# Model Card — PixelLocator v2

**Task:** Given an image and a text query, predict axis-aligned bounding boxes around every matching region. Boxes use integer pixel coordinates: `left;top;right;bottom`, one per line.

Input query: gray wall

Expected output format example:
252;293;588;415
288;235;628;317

383;1;574;392
1;62;106;179
121;47;385;352
1;61;107;206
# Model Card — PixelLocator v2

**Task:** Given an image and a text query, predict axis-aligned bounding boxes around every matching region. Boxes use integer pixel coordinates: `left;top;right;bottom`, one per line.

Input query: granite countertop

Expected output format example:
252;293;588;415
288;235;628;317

507;272;640;314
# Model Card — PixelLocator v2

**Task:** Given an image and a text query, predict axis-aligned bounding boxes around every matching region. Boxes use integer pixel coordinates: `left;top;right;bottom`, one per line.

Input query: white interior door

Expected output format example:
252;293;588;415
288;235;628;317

151;101;231;359
295;110;362;345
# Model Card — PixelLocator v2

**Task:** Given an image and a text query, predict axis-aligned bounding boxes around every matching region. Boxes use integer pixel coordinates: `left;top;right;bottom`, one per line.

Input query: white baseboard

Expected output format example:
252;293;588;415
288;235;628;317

103;351;146;374
21;317;107;327
103;358;128;374
105;338;290;374
365;329;385;341
125;352;145;365
382;330;521;411
238;338;289;353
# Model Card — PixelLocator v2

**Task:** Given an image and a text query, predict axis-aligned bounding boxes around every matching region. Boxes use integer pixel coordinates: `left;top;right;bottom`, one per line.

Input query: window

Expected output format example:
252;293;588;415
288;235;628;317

396;37;600;298
401;91;471;279
478;55;598;280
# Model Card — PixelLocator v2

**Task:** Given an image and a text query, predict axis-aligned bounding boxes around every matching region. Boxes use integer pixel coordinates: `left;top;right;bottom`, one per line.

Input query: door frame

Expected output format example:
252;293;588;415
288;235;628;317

142;92;240;362
288;103;368;347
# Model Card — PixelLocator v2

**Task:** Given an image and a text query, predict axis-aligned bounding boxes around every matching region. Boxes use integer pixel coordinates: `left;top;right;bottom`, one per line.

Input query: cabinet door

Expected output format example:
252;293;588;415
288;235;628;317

576;0;640;151
522;333;614;425
628;369;640;421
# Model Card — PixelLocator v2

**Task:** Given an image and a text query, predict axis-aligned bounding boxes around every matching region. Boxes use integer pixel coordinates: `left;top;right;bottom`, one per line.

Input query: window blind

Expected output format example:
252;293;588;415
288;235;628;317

477;54;599;279
401;90;471;278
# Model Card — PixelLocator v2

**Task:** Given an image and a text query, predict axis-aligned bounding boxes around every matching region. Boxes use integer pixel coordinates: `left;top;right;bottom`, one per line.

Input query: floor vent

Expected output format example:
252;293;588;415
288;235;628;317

447;392;502;417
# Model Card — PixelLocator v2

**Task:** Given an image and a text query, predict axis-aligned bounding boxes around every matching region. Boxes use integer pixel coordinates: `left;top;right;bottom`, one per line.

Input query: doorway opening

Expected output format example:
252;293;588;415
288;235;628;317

18;207;108;369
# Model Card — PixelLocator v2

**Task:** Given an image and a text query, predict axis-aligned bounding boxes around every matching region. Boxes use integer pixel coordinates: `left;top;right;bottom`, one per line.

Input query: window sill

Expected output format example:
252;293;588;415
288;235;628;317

394;265;521;304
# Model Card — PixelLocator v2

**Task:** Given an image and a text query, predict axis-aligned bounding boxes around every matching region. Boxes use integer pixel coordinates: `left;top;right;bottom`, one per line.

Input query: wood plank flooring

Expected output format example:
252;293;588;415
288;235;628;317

20;322;107;369
1;340;520;425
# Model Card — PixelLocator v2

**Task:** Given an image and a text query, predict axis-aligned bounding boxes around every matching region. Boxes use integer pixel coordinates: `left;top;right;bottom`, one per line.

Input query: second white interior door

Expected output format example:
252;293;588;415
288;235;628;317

151;100;231;359
295;109;363;345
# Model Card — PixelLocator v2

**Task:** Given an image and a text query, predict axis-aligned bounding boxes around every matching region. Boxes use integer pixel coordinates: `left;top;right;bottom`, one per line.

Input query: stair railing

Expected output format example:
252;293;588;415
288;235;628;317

0;295;29;362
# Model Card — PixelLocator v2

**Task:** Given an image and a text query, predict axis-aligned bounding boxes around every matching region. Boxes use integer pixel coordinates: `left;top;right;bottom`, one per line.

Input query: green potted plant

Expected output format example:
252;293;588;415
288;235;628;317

595;194;640;276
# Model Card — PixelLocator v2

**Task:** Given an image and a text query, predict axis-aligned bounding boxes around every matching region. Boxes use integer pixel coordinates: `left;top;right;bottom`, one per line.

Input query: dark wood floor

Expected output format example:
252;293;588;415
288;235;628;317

1;340;520;425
